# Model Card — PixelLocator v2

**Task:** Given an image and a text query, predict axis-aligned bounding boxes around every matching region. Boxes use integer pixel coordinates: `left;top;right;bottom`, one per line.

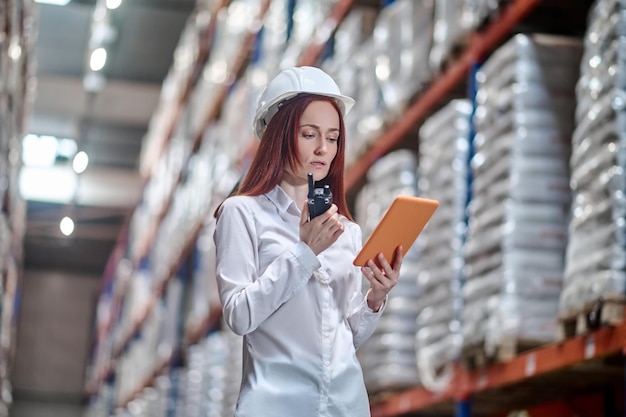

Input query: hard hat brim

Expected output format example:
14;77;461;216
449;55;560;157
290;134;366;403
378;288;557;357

253;91;355;140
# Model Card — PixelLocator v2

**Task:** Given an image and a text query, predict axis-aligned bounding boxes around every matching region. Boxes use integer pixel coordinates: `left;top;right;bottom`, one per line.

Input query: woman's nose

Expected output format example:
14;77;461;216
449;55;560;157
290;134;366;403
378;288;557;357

315;139;327;154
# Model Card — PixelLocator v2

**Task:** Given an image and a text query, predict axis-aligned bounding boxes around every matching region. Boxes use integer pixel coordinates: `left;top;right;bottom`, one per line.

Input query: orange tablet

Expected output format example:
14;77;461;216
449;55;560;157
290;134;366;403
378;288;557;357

353;195;439;267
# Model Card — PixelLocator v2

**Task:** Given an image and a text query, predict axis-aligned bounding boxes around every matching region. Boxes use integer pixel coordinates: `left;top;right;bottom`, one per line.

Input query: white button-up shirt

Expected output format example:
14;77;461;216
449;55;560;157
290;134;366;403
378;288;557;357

215;185;384;417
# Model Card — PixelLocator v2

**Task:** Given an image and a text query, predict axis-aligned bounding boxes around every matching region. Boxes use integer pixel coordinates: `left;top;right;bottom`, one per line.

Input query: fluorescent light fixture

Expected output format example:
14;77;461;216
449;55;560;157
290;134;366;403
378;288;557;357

22;134;78;167
9;44;22;61
73;151;89;174
90;47;107;72
106;0;122;9
22;134;58;167
19;166;77;203
57;138;78;159
35;0;70;5
60;217;75;236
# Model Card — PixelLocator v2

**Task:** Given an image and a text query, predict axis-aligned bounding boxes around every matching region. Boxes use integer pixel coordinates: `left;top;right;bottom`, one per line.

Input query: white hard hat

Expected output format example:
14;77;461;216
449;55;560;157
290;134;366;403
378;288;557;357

253;66;355;140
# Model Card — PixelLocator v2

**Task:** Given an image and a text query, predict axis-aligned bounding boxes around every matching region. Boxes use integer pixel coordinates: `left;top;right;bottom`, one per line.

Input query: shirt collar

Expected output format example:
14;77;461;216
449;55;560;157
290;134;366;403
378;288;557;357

266;185;299;215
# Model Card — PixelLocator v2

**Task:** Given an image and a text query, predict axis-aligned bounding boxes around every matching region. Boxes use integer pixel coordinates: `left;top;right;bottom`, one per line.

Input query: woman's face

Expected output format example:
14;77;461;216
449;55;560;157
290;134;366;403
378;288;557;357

284;100;340;184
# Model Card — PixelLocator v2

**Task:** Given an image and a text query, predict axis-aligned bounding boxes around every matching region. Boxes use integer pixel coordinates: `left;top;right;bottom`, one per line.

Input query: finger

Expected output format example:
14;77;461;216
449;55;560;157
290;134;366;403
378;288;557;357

321;205;339;223
376;252;393;276
361;266;378;285
332;223;345;238
328;214;342;229
300;202;309;225
393;245;404;270
366;260;387;284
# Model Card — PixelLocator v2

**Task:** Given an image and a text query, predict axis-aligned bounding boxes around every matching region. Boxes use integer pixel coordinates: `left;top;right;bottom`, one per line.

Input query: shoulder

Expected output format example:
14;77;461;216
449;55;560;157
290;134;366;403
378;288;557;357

217;195;260;220
341;216;362;240
220;195;255;209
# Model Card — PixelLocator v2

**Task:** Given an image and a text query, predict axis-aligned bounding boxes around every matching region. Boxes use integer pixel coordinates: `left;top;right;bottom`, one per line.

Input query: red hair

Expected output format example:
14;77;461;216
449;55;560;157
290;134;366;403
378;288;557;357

217;94;353;221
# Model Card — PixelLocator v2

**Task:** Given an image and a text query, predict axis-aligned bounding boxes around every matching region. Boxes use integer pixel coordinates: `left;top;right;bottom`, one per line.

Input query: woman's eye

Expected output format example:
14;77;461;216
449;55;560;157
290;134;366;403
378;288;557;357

302;132;316;139
327;137;339;143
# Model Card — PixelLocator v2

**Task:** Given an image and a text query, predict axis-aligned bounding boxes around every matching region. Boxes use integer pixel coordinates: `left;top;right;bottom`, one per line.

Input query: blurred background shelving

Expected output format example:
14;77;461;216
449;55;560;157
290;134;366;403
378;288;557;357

5;0;626;416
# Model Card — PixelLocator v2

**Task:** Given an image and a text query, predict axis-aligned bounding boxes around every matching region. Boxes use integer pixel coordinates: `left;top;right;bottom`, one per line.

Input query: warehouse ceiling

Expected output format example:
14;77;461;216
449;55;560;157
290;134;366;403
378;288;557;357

24;0;196;274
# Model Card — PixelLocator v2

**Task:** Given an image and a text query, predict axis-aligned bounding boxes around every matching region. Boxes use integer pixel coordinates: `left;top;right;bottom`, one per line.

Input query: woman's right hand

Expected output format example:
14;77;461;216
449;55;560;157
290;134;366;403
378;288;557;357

300;203;344;255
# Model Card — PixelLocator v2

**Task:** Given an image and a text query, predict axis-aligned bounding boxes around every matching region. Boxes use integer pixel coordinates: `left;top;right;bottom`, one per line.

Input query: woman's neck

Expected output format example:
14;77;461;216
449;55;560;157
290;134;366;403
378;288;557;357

279;174;308;210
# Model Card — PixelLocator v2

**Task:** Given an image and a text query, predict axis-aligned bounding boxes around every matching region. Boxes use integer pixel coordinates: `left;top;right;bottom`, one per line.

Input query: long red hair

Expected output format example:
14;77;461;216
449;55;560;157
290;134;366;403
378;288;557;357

218;94;353;221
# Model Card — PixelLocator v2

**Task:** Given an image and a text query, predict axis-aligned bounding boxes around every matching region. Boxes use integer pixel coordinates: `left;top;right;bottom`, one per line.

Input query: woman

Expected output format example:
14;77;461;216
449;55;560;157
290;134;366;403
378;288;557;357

214;66;403;417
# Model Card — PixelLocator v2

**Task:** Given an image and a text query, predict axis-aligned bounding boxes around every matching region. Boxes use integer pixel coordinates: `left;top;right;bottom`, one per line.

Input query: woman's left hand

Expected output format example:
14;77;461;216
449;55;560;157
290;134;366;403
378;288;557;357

361;246;403;312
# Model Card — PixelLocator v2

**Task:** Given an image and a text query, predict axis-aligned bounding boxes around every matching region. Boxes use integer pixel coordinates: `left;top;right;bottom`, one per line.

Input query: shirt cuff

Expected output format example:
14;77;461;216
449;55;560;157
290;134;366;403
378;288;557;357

293;241;321;275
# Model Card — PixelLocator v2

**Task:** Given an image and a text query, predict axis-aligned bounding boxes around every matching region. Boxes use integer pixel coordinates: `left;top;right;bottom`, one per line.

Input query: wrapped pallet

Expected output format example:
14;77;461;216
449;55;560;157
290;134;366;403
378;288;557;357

463;34;582;363
372;0;435;116
416;99;471;390
560;0;626;331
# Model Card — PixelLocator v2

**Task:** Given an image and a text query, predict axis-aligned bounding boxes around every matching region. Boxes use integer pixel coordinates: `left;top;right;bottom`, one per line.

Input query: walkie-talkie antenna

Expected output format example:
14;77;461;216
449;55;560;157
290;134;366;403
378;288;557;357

307;173;315;199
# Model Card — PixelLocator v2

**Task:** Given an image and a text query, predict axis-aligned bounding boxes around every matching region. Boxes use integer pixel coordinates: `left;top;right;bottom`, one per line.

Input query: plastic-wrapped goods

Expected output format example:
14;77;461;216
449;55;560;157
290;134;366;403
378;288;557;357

429;0;472;71
560;0;626;319
215;78;257;162
183;328;243;417
221;327;244;416
85;383;116;417
186;333;230;417
463;34;581;357
186;221;221;330
134;131;190;263
140;9;210;174
113;375;171;417
323;7;377;158
464;0;507;30
231;0;294;146
189;0;262;137
255;0;289;76
112;329;242;417
373;0;435;116
149;124;241;285
115;300;166;405
429;0;510;71
330;6;377;62
280;0;338;69
355;150;422;394
332;39;386;166
330;1;434;164
416;100;471;391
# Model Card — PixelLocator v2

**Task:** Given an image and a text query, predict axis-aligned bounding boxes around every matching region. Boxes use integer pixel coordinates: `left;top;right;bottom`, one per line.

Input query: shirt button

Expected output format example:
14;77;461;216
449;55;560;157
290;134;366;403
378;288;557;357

324;360;330;366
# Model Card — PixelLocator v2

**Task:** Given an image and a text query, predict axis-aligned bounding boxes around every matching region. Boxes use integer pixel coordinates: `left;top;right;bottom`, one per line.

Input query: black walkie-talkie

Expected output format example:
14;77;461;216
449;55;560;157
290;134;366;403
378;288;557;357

307;173;333;219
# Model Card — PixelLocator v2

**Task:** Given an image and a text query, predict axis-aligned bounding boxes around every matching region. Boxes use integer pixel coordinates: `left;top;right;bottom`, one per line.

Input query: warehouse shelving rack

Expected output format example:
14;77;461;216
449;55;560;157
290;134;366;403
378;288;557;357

370;318;625;416
86;0;626;415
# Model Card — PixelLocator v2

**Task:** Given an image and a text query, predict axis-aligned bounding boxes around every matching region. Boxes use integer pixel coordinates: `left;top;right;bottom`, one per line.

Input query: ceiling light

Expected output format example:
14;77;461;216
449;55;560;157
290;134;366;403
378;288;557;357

90;48;107;72
9;44;21;61
22;134;58;167
106;0;122;9
22;134;78;167
73;151;89;174
60;217;75;236
35;0;71;5
57;138;78;159
19;166;78;203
